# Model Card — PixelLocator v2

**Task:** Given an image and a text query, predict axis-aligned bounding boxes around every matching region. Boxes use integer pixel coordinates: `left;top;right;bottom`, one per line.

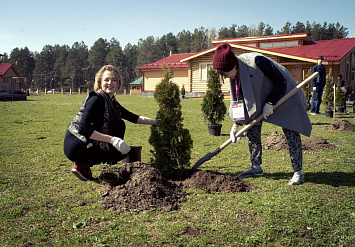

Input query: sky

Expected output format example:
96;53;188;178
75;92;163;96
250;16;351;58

1;0;355;55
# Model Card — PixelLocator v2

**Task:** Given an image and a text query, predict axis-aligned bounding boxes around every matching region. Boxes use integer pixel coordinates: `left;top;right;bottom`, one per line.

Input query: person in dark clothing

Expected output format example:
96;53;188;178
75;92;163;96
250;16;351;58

64;65;159;181
213;43;312;185
310;56;326;115
338;74;349;113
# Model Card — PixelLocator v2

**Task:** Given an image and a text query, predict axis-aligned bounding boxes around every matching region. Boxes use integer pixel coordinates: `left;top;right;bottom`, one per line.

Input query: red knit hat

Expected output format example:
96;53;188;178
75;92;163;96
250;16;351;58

213;42;238;71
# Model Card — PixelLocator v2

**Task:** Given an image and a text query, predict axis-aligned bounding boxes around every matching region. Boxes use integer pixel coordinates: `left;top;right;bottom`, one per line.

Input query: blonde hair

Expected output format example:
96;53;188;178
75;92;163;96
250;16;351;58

94;65;122;92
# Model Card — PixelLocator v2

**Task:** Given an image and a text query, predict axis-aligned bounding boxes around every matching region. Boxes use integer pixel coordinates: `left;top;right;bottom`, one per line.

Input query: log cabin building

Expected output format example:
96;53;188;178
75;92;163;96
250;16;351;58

0;62;27;101
137;33;355;98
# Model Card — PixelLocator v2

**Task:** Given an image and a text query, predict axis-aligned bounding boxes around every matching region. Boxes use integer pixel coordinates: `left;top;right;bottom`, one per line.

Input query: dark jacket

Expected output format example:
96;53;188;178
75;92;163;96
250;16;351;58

67;91;139;144
311;64;326;87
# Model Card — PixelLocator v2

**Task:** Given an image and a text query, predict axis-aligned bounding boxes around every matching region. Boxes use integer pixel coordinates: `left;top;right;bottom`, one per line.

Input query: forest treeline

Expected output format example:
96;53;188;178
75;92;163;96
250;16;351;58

0;21;349;91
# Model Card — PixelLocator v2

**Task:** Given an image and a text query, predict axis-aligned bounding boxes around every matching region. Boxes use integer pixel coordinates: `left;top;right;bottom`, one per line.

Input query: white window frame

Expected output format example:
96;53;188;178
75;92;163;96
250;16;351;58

199;63;213;81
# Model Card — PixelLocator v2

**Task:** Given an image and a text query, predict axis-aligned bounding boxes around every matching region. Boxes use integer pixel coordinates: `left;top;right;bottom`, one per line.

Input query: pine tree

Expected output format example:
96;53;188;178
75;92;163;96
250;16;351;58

149;67;193;178
201;68;227;125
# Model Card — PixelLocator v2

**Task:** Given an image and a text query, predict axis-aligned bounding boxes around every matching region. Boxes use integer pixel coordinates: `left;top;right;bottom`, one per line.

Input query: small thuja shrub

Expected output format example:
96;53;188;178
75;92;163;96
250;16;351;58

201;68;227;125
149;68;193;178
335;82;345;108
323;71;334;111
303;68;312;111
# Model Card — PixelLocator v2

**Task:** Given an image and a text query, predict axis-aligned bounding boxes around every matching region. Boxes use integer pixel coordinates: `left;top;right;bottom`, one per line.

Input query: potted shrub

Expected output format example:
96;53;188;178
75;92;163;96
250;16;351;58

201;68;227;136
335;82;346;113
302;68;312;111
322;72;334;118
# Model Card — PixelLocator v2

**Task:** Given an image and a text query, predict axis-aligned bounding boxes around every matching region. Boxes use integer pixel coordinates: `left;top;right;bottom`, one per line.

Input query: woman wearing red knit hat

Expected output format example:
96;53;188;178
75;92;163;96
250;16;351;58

213;43;311;185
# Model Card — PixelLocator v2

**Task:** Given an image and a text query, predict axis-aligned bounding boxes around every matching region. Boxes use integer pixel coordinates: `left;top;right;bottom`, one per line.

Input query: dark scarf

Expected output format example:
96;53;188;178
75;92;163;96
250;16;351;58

95;90;121;150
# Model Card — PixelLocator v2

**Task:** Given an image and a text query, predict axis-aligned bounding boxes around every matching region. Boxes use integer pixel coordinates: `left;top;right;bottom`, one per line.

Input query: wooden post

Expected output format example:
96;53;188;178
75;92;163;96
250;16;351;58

45;87;47;94
332;62;336;121
87;88;89;94
36;88;39;94
70;88;72;95
78;88;81;95
333;79;336;121
61;88;63;94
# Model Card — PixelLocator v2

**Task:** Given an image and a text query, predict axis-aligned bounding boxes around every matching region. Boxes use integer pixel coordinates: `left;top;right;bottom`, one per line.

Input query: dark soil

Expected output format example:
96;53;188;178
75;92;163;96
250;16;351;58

98;162;251;212
324;120;355;131
97;120;354;212
263;131;336;152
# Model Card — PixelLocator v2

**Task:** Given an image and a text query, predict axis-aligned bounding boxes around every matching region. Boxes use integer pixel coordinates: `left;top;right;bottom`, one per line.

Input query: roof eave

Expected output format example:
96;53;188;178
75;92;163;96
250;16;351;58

180;47;218;62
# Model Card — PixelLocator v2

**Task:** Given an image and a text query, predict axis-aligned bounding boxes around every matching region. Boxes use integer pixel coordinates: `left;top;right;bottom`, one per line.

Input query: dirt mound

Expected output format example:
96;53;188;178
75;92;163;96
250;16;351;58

98;162;186;212
182;170;251;193
302;136;336;151
324;120;355;131
263;131;288;151
263;131;336;151
98;162;251;212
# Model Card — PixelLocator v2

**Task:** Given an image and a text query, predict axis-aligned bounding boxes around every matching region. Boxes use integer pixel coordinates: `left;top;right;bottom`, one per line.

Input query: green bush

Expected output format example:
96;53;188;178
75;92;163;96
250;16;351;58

302;68;312;111
149;68;193;178
201;68;227;125
322;71;334;111
335;82;345;107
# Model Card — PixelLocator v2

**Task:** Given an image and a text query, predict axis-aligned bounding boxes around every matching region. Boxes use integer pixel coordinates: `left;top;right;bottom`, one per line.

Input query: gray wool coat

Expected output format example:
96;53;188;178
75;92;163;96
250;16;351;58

228;52;312;137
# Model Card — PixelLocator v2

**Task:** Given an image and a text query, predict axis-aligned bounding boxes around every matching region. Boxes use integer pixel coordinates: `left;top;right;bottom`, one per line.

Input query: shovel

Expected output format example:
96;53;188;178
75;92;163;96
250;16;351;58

192;72;319;170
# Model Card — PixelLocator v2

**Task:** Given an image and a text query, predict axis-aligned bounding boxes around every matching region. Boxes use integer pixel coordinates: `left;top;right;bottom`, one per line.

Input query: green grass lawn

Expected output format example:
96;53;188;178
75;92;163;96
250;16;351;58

0;94;354;246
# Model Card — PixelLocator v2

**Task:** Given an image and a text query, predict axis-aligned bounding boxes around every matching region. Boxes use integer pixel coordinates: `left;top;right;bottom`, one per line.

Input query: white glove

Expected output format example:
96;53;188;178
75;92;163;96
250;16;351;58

313;87;317;91
230;123;239;143
262;103;274;119
110;137;131;154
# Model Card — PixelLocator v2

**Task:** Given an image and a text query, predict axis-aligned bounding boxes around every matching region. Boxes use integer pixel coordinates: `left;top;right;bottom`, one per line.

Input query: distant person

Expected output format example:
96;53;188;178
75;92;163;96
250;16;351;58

338;74;349;114
64;65;159;181
310;56;326;115
213;43;312;185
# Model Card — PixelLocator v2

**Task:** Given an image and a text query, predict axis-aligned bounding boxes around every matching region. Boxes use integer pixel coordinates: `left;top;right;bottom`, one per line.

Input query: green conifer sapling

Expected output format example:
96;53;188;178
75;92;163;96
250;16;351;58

149;68;193;178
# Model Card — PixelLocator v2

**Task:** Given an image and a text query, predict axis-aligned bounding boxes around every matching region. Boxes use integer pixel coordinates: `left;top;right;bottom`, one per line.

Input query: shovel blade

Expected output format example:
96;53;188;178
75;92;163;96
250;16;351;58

192;148;221;170
192;152;214;170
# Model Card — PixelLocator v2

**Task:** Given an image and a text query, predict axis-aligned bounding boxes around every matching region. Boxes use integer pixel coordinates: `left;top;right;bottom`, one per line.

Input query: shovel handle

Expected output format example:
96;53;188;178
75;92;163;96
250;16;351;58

192;72;319;171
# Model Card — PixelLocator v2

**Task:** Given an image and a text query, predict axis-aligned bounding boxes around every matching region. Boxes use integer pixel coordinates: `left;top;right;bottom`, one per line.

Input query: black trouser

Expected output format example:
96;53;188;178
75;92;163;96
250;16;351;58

246;122;303;172
64;119;127;166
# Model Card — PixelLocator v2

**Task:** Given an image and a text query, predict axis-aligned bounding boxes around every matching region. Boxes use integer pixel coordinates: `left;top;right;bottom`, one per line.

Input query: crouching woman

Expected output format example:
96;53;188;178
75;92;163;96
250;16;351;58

64;65;158;181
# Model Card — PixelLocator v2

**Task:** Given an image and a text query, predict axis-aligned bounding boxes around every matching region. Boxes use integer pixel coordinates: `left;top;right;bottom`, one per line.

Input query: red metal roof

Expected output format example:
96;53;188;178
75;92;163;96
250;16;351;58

137;53;196;71
265;38;355;62
0;63;12;76
182;37;355;64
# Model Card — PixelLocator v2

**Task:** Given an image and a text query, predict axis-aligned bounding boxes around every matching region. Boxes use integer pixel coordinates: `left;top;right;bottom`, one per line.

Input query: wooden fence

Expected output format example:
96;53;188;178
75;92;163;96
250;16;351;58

29;88;127;95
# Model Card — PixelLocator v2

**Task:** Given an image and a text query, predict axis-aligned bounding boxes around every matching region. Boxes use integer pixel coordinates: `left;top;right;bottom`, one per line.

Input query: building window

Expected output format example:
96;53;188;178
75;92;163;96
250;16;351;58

285;41;298;47
346;62;350;82
260;43;273;48
272;42;285;48
200;63;213;80
260;41;298;48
